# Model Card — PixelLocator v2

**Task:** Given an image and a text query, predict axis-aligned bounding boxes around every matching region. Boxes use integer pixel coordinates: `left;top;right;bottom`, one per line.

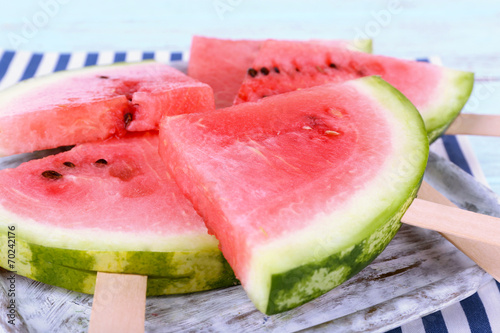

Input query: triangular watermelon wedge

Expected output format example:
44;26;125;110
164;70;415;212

234;40;473;141
0;61;214;157
0;132;236;295
159;76;429;314
188;36;372;109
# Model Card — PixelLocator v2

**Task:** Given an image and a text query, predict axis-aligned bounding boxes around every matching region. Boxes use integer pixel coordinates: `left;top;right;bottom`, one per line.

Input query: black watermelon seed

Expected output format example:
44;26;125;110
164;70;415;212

63;162;75;168
260;67;270;75
329;63;337;69
124;113;133;128
273;67;280;73
42;170;63;179
295;67;300;72
248;68;258;77
95;159;108;166
98;75;109;79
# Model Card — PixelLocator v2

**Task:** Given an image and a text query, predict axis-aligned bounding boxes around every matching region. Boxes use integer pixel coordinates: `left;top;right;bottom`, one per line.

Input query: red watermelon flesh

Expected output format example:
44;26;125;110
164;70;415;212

188;36;372;109
0;62;214;157
163;83;389;269
159;76;429;313
0;131;237;293
234;40;473;141
0;132;207;235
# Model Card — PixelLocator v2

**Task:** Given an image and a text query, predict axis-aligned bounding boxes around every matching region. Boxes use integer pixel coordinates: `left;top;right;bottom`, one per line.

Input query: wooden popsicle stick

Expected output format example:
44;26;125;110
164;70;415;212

445;114;500;136
402;197;500;247
417;181;500;281
88;272;147;333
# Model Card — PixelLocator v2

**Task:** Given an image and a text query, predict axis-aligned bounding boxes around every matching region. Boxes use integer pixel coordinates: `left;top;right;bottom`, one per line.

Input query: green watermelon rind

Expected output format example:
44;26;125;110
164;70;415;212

264;187;416;314
347;39;373;53
0;232;238;295
242;76;429;314
424;69;474;142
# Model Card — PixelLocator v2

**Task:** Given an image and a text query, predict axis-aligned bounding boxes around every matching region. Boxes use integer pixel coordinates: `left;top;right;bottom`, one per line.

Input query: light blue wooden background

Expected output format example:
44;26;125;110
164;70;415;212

0;0;499;191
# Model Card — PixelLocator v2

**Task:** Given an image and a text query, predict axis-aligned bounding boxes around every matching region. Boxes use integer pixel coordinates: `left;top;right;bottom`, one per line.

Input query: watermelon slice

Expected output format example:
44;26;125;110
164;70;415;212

188;36;372;108
234;40;473;141
159;76;429;314
0;61;214;157
0;132;237;294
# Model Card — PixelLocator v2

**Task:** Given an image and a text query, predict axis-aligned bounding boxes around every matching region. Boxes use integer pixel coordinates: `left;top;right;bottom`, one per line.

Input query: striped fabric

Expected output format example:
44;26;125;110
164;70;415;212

0;50;185;90
0;50;498;333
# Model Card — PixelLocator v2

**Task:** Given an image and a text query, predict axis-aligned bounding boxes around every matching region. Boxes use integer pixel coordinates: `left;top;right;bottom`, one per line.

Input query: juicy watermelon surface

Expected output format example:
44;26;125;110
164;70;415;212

160;76;429;314
0;132;236;294
0;133;200;234
235;40;473;141
0;61;214;156
188;36;262;109
188;36;373;109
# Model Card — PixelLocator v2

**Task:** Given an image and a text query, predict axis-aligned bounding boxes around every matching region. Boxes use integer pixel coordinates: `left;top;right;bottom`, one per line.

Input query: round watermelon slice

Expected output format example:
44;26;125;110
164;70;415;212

159;76;429;314
0;132;236;294
0;61;215;157
188;36;372;109
234;40;473;142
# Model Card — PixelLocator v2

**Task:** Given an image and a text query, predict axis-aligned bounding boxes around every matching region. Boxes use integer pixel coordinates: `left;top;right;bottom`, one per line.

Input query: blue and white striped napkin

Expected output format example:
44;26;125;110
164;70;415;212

0;49;498;333
0;50;185;89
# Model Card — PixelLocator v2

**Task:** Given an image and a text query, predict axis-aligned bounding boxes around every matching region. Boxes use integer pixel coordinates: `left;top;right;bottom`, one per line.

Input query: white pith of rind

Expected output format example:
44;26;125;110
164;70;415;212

0;208;219;252
244;77;429;312
420;68;474;140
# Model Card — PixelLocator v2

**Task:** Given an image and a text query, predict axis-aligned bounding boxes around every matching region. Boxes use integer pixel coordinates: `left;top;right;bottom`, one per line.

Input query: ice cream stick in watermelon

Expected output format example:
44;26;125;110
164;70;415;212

446;114;500;136
88;272;147;333
402;197;500;247
417;181;500;281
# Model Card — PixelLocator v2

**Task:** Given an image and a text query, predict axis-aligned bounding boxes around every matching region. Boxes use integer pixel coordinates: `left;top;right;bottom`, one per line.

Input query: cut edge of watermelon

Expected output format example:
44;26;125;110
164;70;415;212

423;68;474;142
241;77;429;314
346;39;373;53
313;38;373;53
